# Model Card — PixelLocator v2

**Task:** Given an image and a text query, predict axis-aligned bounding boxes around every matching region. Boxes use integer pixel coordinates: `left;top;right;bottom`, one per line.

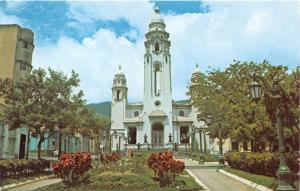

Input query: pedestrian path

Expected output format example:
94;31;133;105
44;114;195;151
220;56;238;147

179;158;256;191
5;178;61;191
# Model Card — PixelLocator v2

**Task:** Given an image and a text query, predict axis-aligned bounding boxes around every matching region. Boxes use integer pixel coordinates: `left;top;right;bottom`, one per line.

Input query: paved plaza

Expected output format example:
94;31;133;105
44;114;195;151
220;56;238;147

179;158;256;191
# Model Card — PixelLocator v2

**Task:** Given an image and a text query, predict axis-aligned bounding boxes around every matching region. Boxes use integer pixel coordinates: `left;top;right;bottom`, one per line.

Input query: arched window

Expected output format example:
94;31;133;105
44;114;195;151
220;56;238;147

155;42;159;52
134;111;139;117
154;64;160;96
179;111;184;117
116;90;120;100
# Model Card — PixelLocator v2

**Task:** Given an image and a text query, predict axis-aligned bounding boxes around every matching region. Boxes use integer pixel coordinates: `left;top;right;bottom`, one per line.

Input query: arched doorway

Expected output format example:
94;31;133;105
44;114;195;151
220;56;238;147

152;122;164;149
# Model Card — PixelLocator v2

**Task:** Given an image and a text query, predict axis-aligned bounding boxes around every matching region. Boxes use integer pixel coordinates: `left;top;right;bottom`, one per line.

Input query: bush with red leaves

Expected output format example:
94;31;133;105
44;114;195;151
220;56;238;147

100;152;120;164
52;152;92;185
147;150;185;187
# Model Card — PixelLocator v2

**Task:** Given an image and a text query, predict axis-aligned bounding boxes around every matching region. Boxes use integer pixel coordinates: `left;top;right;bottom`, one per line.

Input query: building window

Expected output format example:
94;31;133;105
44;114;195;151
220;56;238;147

155;42;159;52
19;62;27;71
179;111;184;117
116;90;120;100
154;100;161;107
52;141;56;146
128;127;137;144
180;126;189;144
24;42;29;49
231;142;238;151
134;111;139;117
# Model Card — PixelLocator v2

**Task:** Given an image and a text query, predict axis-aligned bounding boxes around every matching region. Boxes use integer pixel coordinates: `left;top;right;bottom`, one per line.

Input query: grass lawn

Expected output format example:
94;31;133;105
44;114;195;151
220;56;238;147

223;167;275;189
0;171;53;186
34;168;203;191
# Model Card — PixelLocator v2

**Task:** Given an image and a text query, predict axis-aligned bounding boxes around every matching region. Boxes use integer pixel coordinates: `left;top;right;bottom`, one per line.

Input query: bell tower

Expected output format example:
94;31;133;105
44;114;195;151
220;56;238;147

144;7;172;110
143;7;173;149
111;65;127;130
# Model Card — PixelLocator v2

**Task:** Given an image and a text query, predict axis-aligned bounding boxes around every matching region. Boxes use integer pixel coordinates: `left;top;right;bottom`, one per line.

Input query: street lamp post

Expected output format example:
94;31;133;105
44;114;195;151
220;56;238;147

54;126;62;159
203;128;207;154
144;134;148;144
217;116;224;165
250;74;295;191
181;134;187;154
218;121;223;156
205;115;213;155
198;129;203;153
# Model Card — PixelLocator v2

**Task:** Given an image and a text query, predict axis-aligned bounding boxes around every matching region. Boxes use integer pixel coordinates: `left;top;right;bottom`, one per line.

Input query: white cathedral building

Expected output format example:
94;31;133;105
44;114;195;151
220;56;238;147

109;7;215;152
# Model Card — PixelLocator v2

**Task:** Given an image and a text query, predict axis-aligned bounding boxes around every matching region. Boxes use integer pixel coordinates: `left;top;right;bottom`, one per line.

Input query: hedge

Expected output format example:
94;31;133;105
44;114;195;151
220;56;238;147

225;152;299;177
0;159;51;178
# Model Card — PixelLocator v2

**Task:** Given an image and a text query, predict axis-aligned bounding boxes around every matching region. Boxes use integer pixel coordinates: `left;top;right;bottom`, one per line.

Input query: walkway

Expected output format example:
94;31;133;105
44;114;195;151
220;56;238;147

5;178;61;191
179;158;256;191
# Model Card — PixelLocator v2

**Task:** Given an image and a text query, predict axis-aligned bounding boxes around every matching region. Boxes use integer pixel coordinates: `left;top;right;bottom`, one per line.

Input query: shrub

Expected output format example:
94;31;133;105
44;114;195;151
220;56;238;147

225;152;299;177
0;159;50;178
147;150;185;187
100;152;120;164
52;152;92;185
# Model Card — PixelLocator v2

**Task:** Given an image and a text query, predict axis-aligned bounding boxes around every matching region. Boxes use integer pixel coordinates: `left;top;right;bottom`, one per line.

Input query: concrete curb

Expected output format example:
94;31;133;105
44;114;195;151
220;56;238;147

185;169;210;191
0;175;55;191
218;169;272;191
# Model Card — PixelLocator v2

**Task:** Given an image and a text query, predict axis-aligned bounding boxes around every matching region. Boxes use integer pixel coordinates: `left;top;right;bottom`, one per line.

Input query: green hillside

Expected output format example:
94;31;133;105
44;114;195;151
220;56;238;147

87;101;111;118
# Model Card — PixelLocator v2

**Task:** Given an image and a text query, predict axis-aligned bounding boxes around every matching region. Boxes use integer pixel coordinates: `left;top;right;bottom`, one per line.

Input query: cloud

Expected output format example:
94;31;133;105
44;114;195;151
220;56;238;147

33;29;145;103
66;1;154;35
0;11;23;25
32;1;300;103
163;1;300;99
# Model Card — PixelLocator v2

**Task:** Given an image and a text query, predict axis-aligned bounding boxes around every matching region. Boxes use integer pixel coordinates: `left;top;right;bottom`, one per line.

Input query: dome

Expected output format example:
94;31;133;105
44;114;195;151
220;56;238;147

192;63;200;74
150;7;164;24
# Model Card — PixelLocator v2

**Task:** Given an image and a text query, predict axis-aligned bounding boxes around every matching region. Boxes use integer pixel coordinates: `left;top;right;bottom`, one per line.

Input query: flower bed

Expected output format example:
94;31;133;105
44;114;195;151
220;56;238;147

0;159;50;178
35;151;202;191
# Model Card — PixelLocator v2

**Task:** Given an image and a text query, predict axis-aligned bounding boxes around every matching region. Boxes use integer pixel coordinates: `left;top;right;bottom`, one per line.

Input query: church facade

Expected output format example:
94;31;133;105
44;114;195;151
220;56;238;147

110;8;209;151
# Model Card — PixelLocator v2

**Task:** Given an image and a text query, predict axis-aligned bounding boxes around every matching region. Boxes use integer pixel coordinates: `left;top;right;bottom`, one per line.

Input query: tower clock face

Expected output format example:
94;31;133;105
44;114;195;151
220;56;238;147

154;100;161;107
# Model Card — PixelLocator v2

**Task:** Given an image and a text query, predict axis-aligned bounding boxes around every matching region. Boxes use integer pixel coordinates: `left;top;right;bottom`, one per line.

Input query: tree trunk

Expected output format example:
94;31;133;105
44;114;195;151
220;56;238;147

26;129;30;160
250;139;254;152
37;138;44;160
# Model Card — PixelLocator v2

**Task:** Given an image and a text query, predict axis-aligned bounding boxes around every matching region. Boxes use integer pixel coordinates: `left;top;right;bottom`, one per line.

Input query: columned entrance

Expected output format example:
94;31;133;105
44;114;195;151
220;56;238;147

152;122;164;149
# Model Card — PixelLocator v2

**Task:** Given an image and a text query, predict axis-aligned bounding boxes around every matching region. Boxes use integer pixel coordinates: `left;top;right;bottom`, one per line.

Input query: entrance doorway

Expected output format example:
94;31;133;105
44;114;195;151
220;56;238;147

19;134;26;159
152;122;164;149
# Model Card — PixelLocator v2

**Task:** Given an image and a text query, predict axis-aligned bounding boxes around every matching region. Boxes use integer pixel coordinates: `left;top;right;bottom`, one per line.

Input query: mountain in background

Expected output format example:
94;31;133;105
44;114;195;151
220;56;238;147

87;100;189;118
87;101;111;118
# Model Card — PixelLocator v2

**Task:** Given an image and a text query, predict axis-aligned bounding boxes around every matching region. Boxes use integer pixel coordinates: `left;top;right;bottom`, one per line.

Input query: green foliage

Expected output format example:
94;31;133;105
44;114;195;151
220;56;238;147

188;61;299;151
0;68;109;159
0;159;50;177
225;152;299;176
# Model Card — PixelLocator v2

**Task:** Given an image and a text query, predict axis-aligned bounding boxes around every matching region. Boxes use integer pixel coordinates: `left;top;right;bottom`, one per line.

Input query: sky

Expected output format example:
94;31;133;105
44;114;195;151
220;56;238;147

0;0;299;104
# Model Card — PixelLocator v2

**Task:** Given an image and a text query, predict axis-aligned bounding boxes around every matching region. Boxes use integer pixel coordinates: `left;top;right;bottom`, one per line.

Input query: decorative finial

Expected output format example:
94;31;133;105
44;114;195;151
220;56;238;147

119;65;121;70
154;6;160;14
196;63;199;68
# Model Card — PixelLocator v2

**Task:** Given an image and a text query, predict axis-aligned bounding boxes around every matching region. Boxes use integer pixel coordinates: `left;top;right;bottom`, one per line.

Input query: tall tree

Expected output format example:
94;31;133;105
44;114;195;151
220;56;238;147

188;61;299;152
0;68;86;159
